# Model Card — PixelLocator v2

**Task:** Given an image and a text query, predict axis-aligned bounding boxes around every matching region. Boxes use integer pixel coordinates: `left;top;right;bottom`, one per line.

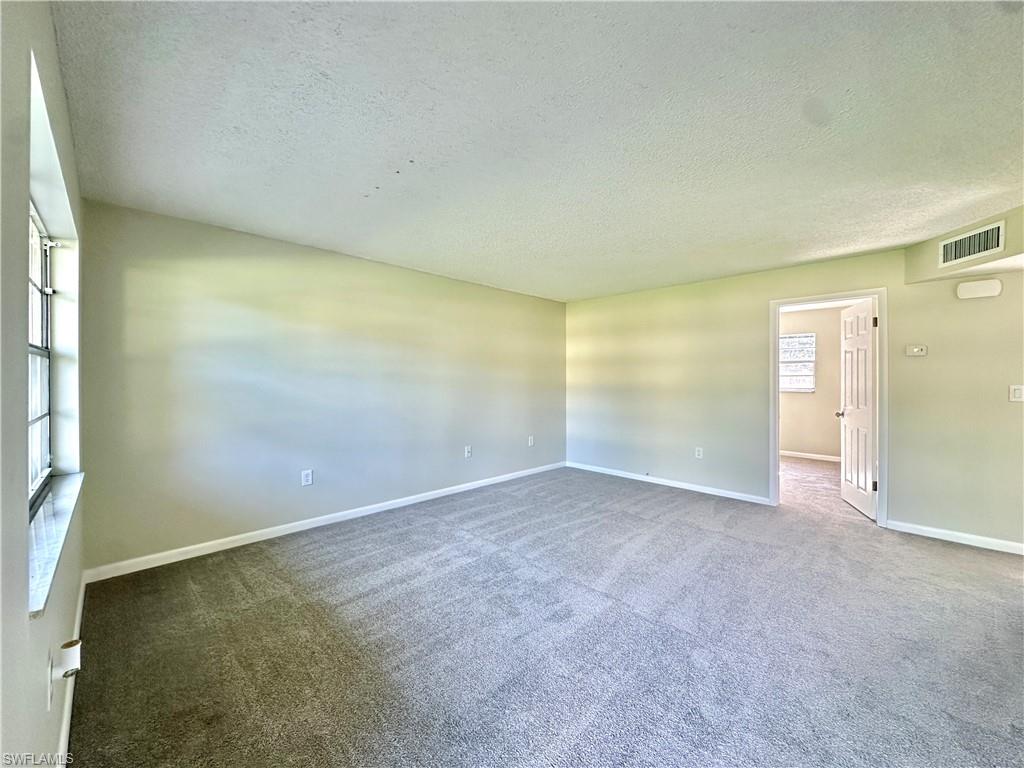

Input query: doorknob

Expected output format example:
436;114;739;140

834;410;845;418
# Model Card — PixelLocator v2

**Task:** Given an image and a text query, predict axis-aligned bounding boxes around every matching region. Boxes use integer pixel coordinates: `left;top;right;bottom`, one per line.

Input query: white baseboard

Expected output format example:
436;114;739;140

886;520;1023;555
83;462;567;583
565;462;773;506
780;450;840;463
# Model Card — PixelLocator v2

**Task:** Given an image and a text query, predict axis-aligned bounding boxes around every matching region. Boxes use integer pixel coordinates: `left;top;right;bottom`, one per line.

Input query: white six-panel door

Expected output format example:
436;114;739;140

839;298;876;519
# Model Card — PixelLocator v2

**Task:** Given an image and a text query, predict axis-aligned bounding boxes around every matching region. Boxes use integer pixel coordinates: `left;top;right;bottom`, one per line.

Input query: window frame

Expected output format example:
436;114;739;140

779;332;816;393
28;202;53;520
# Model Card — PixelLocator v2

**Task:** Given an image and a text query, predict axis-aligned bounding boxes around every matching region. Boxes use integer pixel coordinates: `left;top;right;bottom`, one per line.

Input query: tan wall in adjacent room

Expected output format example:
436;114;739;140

779;308;842;458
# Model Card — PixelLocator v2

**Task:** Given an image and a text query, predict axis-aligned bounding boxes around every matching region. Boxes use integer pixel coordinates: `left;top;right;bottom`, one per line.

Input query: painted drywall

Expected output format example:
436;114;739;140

1;1;84;759
80;201;566;567
780;308;841;458
566;249;1024;545
905;206;1023;283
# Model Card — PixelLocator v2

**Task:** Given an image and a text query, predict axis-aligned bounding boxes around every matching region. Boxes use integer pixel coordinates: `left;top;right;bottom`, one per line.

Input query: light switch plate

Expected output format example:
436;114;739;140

1010;385;1024;403
905;344;928;357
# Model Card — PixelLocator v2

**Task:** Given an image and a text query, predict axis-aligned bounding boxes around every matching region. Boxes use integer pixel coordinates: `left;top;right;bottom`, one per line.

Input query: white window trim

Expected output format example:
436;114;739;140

28;200;53;518
779;332;816;393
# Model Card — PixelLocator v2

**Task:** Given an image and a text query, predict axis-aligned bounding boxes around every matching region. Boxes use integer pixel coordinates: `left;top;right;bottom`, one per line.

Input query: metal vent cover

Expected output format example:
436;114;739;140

939;221;1004;267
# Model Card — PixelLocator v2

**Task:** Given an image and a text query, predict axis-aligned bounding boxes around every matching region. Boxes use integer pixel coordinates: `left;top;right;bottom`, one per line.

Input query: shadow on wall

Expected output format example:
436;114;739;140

82;204;566;567
565;286;764;492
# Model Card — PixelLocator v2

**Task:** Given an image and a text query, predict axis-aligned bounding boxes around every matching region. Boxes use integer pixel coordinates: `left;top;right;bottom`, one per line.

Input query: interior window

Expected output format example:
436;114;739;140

29;205;52;518
780;332;815;392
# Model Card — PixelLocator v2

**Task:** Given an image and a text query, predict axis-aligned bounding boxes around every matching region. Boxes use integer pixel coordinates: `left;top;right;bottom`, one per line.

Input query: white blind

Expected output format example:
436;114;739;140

780;333;815;392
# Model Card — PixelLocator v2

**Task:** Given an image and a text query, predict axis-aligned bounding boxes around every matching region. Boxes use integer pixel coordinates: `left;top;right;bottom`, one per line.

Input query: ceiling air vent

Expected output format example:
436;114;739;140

939;221;1004;267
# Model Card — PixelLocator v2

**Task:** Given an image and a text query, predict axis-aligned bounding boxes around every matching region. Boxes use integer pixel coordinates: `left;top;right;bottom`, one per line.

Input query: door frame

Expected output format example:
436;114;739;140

768;288;889;528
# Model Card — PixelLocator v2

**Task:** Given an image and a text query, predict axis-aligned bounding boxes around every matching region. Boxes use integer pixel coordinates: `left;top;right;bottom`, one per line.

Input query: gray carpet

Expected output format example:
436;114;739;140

70;461;1023;767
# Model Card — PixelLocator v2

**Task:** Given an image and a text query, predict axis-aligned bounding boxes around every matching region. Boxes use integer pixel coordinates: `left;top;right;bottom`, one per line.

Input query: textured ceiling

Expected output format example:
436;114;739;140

53;2;1023;301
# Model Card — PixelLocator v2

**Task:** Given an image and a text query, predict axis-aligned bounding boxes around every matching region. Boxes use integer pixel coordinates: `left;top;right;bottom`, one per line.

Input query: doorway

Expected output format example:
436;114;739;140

768;290;889;527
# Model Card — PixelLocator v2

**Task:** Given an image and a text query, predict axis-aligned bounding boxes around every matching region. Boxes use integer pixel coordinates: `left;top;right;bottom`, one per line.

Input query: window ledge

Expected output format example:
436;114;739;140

28;472;84;618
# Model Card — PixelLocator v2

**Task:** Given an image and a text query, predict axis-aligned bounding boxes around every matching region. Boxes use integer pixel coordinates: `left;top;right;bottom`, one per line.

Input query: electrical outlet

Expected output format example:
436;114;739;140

464;445;472;459
300;469;313;486
695;447;704;459
528;435;534;447
1010;385;1024;403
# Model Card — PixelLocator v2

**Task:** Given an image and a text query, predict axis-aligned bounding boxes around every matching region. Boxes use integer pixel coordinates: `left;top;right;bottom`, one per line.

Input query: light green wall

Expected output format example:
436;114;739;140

1;1;84;758
905;206;1023;283
81;201;567;567
779;307;841;458
567;249;1023;544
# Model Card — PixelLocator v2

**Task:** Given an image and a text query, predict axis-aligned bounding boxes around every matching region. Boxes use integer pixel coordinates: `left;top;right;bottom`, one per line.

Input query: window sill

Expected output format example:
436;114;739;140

28;472;84;618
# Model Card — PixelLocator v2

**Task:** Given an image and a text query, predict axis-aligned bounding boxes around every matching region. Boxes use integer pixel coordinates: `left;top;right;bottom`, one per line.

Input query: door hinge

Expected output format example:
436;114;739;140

872;480;878;492
872;316;878;328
